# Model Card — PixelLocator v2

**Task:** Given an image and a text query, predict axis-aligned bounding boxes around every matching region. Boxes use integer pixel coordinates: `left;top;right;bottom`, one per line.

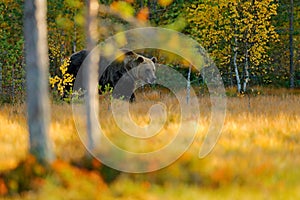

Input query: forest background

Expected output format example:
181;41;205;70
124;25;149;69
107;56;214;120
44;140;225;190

0;0;299;103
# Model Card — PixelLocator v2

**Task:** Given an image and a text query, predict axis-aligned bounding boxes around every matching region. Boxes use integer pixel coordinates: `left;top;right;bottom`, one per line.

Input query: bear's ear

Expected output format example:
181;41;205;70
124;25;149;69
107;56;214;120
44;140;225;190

151;57;157;63
136;56;144;64
121;48;136;56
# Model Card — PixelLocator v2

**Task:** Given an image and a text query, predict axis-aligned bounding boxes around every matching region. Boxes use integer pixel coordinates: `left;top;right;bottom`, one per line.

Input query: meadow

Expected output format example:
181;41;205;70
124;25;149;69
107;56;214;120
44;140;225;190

0;88;300;199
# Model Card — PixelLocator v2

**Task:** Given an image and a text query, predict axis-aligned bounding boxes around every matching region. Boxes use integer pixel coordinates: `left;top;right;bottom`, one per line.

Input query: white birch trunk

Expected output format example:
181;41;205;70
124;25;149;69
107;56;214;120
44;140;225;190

243;48;250;92
233;35;241;93
85;0;100;150
24;0;54;163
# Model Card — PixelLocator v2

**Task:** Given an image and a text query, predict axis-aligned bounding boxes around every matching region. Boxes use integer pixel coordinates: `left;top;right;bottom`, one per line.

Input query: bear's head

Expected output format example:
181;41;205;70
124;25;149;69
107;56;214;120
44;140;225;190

122;50;157;84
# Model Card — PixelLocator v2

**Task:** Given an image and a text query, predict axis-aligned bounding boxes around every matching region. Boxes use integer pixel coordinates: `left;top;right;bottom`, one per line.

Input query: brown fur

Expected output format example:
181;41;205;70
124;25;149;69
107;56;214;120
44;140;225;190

66;49;157;102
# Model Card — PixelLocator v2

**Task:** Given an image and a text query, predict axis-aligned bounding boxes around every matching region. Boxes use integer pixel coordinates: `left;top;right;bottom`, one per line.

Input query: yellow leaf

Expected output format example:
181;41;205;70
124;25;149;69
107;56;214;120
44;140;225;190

110;1;134;19
158;0;173;7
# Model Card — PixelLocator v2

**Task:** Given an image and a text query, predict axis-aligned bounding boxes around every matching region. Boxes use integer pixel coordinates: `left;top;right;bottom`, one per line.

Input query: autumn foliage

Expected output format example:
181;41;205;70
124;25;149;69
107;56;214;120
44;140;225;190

0;0;299;103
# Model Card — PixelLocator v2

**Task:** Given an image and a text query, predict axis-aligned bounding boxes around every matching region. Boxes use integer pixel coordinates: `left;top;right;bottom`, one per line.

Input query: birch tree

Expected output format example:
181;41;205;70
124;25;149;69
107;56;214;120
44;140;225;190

186;0;279;93
84;0;100;150
24;0;54;163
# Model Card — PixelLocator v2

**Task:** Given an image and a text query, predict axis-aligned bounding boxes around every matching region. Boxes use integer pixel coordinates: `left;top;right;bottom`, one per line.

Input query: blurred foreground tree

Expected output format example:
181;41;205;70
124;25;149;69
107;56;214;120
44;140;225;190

85;0;100;150
24;0;54;164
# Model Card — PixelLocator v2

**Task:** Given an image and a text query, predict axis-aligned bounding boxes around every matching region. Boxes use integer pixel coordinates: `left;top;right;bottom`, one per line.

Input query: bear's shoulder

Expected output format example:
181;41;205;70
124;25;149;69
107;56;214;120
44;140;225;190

70;50;88;65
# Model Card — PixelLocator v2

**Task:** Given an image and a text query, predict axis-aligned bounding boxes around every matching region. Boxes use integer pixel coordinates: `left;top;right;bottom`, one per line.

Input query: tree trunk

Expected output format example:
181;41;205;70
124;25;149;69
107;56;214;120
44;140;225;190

24;0;54;164
289;0;294;88
148;0;157;20
230;63;234;87
11;67;15;102
233;34;241;93
243;46;250;92
186;65;191;104
0;62;2;95
85;0;100;150
73;20;77;53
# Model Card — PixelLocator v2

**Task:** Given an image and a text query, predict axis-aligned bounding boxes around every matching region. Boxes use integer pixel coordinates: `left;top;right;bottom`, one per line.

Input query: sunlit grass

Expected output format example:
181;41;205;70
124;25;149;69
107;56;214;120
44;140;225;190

0;105;28;171
0;88;300;199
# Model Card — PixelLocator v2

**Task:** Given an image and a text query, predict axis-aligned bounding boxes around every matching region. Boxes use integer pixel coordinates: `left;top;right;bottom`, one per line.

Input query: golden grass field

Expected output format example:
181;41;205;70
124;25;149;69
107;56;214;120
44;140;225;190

0;88;300;199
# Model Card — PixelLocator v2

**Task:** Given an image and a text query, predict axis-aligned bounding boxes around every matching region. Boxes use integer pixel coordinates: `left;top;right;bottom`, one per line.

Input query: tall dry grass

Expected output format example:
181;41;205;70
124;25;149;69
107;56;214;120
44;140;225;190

0;88;300;197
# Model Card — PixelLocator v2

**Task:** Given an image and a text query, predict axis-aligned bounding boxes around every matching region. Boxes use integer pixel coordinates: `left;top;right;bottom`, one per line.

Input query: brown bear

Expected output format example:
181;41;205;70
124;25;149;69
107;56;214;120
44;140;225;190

65;49;157;102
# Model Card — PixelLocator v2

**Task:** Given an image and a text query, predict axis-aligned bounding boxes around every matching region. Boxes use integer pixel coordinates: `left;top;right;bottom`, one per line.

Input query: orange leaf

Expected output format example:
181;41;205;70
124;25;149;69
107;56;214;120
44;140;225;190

0;179;8;196
137;7;149;22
